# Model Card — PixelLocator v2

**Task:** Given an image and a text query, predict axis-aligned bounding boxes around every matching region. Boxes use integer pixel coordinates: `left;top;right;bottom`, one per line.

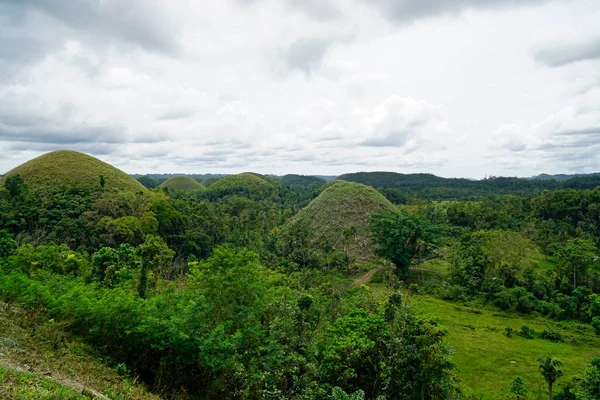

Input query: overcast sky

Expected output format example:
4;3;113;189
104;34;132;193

1;0;599;178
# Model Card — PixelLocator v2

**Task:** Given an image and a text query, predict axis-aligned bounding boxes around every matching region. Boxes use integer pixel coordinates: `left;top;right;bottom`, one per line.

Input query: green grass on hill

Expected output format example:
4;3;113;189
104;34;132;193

159;176;205;192
283;180;398;264
205;172;275;199
0;302;159;400
0;366;86;400
0;150;146;193
410;295;600;399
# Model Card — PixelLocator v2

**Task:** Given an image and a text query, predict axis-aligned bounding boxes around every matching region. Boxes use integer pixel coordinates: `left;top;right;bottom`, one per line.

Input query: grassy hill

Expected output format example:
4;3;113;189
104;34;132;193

204;172;275;199
159;176;205;192
283;180;397;264
0;150;146;193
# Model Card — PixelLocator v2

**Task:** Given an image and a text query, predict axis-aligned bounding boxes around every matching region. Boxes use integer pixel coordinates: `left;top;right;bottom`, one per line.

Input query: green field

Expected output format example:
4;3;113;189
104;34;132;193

411;295;600;399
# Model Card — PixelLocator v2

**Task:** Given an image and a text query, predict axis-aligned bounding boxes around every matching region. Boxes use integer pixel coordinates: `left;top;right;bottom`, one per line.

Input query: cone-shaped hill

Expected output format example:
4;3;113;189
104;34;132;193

0;150;146;193
159;176;205;192
204;172;275;199
283;180;397;264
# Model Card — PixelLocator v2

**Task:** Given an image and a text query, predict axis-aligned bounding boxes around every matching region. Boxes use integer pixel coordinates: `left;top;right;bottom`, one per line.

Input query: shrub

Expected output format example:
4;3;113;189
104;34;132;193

504;327;514;338
518;325;535;339
540;329;564;342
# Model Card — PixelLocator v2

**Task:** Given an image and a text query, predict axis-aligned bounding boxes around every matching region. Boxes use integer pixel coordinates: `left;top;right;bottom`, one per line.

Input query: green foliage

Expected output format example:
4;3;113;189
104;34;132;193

519;325;536;339
510;376;528;399
450;230;540;291
330;386;365;400
280;174;326;188
370;211;434;277
554;238;598;289
4;174;27;198
541;329;564;342
539;357;563;399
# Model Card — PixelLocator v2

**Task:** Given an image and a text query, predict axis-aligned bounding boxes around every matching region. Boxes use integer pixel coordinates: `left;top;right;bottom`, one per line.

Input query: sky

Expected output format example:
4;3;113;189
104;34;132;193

0;0;599;178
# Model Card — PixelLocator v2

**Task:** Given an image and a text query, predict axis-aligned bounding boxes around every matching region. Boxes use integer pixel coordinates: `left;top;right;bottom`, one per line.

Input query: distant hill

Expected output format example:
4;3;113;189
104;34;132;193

159;176;205;192
201;176;222;187
204;172;275;199
280;174;326;188
338;171;600;200
1;150;147;193
532;172;600;181
282;180;397;264
136;175;159;189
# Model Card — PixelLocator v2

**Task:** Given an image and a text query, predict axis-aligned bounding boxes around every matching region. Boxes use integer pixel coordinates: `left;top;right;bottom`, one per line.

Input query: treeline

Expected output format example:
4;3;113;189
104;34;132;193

339;171;600;201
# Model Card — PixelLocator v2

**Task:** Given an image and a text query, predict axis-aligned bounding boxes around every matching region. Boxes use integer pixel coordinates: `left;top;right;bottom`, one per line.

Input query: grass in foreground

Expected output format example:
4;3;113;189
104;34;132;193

0;365;86;400
0;302;160;400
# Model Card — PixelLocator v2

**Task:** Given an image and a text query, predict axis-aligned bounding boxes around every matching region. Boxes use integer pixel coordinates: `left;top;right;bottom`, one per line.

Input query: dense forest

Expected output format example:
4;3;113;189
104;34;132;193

1;151;600;399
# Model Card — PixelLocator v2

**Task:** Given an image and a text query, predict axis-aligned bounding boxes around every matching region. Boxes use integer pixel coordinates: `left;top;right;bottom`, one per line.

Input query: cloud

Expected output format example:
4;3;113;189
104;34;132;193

365;0;549;24
535;38;600;67
359;96;448;149
287;0;342;21
280;38;335;74
488;87;600;172
5;0;179;54
489;125;534;152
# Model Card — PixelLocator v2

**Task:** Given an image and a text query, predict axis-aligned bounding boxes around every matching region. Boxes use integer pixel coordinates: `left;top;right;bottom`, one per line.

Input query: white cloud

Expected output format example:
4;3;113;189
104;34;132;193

0;0;598;178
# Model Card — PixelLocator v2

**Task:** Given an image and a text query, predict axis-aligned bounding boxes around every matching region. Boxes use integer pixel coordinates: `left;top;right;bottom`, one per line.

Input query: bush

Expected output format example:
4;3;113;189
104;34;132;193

518;325;535;339
504;327;514;338
540;328;564;342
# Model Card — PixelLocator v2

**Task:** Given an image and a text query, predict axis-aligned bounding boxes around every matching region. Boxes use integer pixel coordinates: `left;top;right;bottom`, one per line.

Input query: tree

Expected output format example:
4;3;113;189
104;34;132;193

555;238;598;289
4;174;27;198
369;211;434;278
510;376;528;399
577;358;600;399
538;357;563;400
136;234;175;298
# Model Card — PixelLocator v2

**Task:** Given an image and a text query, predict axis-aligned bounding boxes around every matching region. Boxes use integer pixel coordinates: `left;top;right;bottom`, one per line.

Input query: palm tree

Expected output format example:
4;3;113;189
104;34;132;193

538;357;563;400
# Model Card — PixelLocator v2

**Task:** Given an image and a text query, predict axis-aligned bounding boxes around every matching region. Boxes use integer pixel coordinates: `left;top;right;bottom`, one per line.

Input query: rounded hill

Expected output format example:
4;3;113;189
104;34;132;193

282;180;397;264
205;172;275;199
159;176;205;192
0;150;146;193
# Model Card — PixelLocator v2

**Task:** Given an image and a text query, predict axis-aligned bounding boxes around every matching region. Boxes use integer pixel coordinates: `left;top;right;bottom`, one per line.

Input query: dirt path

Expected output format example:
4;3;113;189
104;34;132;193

351;266;383;287
0;359;110;400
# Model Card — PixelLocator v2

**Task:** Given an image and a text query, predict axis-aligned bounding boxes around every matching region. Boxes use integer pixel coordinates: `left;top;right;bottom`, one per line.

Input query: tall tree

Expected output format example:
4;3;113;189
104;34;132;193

369;211;434;277
538;357;563;400
555;238;598;289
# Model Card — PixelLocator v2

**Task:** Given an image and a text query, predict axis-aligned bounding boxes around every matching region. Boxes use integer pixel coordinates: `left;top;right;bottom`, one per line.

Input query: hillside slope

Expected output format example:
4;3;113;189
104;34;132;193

283;180;397;264
205;172;275;199
1;150;146;193
0;302;159;400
